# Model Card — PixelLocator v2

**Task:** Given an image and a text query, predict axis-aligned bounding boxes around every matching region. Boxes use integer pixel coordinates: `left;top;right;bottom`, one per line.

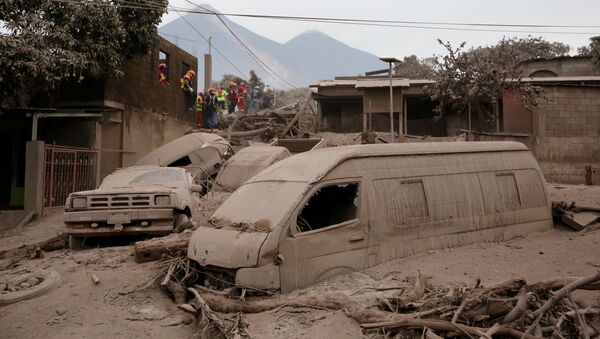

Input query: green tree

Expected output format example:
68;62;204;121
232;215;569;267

426;39;544;130
394;55;435;79
247;70;265;90
219;74;246;87
590;36;600;67
0;0;167;107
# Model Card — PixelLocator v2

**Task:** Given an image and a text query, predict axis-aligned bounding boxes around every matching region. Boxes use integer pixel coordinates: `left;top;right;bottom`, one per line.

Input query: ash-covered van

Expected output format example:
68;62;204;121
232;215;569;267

188;142;552;293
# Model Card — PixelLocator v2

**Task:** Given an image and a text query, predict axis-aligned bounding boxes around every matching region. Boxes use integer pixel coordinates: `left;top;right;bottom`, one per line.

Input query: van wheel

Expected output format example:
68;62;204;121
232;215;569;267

69;235;85;250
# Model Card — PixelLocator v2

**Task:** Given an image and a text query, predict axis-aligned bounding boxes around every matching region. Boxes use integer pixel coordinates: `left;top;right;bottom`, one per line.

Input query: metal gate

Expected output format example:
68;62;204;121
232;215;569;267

44;144;98;207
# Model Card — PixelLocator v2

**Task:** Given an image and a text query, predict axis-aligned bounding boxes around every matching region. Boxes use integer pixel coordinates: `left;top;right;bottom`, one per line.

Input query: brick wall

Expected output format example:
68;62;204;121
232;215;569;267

532;86;600;184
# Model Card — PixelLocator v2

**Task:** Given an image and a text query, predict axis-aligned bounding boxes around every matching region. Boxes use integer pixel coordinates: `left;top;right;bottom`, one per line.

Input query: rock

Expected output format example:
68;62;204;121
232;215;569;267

182;313;195;325
56;307;68;316
20;282;31;289
27;277;40;286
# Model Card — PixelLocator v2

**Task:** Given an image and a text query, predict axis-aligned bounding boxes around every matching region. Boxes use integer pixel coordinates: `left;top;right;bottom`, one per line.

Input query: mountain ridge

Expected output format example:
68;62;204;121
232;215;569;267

159;6;382;87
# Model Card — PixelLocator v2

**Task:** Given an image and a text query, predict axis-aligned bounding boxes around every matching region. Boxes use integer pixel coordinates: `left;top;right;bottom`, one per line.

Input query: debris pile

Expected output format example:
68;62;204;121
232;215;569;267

157;261;600;339
191;99;318;145
552;201;600;231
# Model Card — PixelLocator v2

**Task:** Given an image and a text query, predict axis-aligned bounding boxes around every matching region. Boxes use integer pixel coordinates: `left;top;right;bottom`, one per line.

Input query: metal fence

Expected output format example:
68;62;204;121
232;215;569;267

44;144;98;207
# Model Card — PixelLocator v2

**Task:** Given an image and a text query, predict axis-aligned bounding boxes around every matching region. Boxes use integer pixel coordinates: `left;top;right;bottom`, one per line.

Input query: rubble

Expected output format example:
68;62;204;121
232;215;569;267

552;201;600;231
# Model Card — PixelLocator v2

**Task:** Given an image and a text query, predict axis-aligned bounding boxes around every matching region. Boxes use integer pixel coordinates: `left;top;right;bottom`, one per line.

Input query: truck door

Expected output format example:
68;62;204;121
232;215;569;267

277;179;368;293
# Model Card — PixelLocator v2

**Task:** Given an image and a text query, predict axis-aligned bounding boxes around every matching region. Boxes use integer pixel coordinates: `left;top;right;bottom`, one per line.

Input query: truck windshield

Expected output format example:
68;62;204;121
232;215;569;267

99;168;188;189
209;181;309;232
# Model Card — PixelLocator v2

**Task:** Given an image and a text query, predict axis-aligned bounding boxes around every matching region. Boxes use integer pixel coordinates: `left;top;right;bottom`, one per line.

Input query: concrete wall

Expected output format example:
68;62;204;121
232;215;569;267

532;86;600;184
24;141;45;217
97;38;198;180
518;56;600;77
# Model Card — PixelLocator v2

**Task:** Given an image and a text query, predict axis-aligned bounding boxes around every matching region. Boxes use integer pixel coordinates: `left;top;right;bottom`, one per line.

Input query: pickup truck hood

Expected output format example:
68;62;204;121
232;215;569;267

187;227;268;269
69;187;173;196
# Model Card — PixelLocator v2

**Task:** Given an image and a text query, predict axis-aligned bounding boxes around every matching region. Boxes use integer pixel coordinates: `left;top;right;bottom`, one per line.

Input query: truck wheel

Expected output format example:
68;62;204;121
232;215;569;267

69;235;85;250
173;213;192;233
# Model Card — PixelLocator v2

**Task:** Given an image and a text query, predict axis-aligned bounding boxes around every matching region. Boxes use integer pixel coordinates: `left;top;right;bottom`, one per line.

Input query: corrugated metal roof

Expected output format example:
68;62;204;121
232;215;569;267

355;78;410;88
314;79;357;87
247;141;528;184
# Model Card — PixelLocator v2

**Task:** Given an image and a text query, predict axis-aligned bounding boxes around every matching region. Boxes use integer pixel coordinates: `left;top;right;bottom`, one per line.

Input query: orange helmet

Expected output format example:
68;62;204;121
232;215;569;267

210;87;216;93
186;70;196;77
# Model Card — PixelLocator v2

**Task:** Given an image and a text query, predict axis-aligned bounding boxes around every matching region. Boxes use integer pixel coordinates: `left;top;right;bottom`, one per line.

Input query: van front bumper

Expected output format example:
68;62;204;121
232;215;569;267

235;264;280;291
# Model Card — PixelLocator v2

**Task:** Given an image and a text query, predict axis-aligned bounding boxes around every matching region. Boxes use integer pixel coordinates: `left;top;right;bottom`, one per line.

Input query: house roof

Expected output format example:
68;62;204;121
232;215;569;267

247;141;528;184
313;78;432;89
519;75;600;83
355;78;410;88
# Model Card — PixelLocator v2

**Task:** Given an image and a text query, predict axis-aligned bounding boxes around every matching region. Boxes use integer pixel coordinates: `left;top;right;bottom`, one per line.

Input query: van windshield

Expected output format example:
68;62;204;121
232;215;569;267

209;181;309;232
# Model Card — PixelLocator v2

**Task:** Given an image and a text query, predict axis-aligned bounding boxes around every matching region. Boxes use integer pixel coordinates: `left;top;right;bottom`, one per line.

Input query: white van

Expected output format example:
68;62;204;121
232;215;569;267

188;142;552;293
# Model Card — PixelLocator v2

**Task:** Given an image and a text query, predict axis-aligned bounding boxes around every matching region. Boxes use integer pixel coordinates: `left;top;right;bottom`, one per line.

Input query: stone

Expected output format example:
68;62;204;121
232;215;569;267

56;307;68;316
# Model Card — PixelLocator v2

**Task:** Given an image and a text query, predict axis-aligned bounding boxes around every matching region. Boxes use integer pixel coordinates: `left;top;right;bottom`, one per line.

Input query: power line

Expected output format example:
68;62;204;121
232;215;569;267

50;0;600;35
168;5;246;78
188;1;296;89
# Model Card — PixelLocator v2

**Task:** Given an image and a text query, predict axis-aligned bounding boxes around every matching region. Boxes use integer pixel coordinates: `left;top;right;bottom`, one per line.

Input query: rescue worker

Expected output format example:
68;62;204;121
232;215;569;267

196;90;205;128
249;86;260;114
237;83;247;114
158;63;169;86
227;82;238;116
204;88;219;129
216;84;227;114
180;71;196;110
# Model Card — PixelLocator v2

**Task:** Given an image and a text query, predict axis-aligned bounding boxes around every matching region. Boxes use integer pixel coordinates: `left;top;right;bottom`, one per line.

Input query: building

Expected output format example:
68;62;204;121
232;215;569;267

311;56;600;185
0;37;198;228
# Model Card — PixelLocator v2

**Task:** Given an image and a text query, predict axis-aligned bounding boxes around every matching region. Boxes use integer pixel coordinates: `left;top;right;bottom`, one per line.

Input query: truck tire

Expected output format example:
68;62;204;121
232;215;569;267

69;235;85;250
0;270;61;306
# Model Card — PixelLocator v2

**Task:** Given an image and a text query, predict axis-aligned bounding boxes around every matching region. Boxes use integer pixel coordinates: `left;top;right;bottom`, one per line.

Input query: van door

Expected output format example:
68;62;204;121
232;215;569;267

277;179;368;293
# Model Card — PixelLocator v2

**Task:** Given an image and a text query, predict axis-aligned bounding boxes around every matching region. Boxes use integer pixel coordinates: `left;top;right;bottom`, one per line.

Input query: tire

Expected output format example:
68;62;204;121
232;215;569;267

173;213;192;233
0;270;61;306
69;235;85;250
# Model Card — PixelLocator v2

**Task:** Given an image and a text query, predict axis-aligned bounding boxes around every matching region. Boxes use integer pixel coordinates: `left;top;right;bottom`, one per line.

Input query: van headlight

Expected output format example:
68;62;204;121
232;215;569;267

72;197;87;209
155;195;170;206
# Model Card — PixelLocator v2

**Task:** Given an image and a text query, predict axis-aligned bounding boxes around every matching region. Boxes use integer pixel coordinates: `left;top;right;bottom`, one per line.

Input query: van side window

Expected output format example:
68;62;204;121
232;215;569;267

495;173;521;210
297;183;359;232
425;174;484;220
373;179;428;225
516;169;547;208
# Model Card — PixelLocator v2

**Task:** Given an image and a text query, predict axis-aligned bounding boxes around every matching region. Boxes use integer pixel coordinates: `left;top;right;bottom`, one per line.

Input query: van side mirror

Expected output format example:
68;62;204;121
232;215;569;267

191;184;203;193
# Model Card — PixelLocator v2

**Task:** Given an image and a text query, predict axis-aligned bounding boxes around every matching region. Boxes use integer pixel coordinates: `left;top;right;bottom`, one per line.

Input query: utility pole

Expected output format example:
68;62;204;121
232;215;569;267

379;57;400;142
203;37;212;91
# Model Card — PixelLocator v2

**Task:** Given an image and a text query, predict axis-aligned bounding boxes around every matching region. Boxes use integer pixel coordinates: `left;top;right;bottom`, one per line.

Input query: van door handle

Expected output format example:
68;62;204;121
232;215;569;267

349;233;366;242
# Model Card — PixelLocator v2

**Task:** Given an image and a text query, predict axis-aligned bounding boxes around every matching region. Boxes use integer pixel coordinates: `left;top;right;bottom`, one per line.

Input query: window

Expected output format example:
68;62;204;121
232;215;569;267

425;174;484;220
516;170;547;208
373;179;428;225
158;50;169;81
168;156;192;167
296;183;359;232
182;62;191;77
528;70;558;78
496;173;521;210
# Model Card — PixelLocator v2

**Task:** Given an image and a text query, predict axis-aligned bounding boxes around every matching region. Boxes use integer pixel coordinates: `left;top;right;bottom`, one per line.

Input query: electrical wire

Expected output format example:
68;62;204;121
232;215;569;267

50;0;600;35
188;1;297;89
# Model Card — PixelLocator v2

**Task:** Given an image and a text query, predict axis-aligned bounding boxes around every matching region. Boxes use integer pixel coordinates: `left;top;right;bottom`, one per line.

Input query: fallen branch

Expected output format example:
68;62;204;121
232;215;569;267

533;271;600;318
397;269;426;307
361;318;543;339
501;288;530;323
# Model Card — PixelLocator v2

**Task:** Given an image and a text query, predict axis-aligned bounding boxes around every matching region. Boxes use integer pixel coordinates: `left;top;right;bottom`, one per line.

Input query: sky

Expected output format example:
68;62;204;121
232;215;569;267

160;0;600;59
